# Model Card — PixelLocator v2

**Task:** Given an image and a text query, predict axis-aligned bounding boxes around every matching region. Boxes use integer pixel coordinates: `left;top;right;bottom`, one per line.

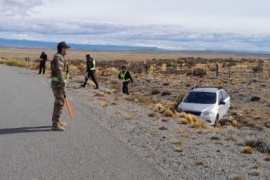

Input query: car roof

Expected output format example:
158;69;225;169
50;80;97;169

190;87;222;93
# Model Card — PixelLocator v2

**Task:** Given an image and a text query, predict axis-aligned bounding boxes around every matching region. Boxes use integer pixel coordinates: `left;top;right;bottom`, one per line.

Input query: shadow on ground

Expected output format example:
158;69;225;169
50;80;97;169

0;126;52;135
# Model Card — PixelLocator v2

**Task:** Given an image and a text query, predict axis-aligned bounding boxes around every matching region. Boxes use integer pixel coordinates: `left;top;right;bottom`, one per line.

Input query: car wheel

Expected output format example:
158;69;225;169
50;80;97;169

214;115;219;126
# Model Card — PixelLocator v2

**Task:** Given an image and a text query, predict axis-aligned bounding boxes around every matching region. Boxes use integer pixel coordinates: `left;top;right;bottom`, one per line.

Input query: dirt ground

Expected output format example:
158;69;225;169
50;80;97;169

1;47;270;179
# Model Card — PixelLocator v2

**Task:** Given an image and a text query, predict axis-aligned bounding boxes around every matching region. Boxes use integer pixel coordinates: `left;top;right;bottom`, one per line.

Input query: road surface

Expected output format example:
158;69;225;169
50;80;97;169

0;65;166;180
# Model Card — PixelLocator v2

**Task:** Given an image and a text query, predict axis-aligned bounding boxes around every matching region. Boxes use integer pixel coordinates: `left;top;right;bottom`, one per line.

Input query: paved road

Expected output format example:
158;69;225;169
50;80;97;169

0;65;166;180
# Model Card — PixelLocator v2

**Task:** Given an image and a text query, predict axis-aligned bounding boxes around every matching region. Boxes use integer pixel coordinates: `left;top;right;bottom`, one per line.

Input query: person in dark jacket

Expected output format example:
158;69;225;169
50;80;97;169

39;51;48;74
81;54;98;89
118;66;133;95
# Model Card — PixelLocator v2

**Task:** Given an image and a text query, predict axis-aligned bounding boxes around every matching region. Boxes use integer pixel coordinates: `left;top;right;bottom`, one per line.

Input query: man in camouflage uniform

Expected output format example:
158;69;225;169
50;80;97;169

51;42;70;131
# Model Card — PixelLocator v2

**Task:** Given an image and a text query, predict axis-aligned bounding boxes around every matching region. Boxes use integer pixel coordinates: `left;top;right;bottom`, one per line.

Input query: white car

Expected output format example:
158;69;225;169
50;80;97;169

177;87;230;125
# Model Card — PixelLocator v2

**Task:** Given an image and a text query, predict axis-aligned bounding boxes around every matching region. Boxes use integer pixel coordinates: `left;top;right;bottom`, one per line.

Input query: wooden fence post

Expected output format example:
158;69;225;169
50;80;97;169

216;64;219;78
228;66;231;79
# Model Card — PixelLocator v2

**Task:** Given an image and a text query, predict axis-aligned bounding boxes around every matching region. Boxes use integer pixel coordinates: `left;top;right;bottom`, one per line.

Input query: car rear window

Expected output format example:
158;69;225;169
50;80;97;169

183;91;216;104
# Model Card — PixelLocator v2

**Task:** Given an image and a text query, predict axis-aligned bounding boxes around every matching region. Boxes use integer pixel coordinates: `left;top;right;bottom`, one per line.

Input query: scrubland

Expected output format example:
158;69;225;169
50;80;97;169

1;47;270;179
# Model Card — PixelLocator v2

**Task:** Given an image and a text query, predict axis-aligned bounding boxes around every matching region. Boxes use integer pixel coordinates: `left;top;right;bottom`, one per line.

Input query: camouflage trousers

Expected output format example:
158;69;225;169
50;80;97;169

51;81;66;124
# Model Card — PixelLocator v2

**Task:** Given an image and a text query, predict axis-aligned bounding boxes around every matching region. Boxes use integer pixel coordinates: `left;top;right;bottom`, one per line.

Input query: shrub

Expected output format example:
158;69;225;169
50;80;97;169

126;93;152;105
161;91;171;96
175;148;184;153
0;59;29;68
192;121;202;128
265;155;270;161
195;161;206;166
164;109;173;117
232;120;238;127
151;89;160;95
180;118;189;124
154;103;163;111
252;163;260;169
245;139;270;153
250;96;260;101
252;65;263;73
186;114;198;123
242;146;253;154
193;68;206;77
232;176;244;180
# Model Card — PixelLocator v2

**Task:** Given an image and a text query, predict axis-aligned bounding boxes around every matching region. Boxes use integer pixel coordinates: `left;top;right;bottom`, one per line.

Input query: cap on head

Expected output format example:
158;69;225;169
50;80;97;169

86;54;90;58
57;42;70;51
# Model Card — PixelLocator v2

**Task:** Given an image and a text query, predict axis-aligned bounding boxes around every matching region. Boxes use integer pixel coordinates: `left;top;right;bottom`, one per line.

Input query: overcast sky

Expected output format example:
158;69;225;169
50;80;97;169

1;0;270;52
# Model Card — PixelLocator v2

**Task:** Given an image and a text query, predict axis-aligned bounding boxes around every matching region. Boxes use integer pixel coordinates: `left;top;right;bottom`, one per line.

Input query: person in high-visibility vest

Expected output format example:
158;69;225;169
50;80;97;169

81;54;98;89
50;42;70;131
118;66;133;95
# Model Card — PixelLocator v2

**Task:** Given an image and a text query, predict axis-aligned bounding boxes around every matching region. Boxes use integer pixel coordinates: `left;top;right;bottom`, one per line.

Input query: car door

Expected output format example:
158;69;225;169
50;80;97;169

220;90;230;116
218;91;226;118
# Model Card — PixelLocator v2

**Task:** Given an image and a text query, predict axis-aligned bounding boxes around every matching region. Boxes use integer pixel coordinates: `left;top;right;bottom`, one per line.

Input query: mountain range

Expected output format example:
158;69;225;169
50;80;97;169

0;38;162;51
1;38;270;55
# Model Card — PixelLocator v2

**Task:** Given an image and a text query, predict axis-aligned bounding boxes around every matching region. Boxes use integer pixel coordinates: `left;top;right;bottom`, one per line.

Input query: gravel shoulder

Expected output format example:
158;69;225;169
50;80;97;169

66;77;270;180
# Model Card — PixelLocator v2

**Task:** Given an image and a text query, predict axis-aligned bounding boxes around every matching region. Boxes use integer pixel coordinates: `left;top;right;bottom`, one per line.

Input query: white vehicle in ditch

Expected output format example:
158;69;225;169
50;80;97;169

177;87;230;125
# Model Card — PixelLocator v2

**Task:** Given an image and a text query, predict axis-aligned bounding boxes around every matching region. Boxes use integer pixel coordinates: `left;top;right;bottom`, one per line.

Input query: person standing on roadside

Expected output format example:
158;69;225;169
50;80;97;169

80;54;98;89
118;66;133;95
38;51;47;74
50;42;70;131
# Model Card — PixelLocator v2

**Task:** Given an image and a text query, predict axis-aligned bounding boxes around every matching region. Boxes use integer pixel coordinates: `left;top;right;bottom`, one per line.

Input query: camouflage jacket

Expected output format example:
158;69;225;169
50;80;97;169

51;53;68;83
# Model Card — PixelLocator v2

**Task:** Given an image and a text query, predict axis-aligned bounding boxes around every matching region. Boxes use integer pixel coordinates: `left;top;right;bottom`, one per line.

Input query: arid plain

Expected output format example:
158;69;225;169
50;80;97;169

1;47;270;179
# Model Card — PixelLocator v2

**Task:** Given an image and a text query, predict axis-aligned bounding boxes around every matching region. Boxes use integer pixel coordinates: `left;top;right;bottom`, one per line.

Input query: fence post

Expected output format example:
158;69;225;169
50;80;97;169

216;64;219;78
228;66;231;79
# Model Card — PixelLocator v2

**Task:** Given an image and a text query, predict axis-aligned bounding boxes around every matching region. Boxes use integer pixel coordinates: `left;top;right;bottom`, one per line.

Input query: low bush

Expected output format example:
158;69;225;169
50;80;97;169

0;59;29;68
245;139;270;153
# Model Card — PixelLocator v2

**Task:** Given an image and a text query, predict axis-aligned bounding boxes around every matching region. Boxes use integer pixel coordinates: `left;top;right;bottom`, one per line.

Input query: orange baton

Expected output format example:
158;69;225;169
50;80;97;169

64;98;73;118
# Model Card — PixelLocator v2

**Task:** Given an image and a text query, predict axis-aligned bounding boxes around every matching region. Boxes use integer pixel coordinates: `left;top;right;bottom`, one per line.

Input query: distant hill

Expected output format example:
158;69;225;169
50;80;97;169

0;38;163;51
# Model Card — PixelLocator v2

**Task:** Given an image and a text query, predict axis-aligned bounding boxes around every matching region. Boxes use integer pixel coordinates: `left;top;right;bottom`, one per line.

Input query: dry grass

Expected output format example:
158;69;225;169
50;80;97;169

232;176;244;180
123;112;132;120
164;109;174;117
126;93;151;106
172;141;182;145
0;59;29;67
174;148;184;153
265;155;270;161
252;163;260;169
195;161;206;166
242;146;253;154
154;103;163;111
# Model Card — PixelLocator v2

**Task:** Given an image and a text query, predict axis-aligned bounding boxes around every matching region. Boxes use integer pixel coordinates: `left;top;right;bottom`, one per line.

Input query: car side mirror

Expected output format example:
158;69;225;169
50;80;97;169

219;101;225;105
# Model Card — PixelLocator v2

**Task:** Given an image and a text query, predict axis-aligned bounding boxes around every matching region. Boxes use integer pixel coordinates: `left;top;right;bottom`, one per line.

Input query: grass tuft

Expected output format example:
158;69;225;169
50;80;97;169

195;161;206;166
174;148;184;153
154;103;163;111
164;109;174;117
252;163;260;169
0;59;29;68
242;146;253;154
232;176;244;180
191;121;202;128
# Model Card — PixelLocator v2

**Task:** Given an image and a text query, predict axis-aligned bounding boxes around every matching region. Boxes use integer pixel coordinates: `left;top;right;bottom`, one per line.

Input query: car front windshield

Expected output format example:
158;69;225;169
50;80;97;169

183;91;216;104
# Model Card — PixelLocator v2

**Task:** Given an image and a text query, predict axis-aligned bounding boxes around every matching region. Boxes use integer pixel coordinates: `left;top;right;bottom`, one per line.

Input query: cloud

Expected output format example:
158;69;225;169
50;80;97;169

1;0;270;52
0;0;53;17
1;15;270;52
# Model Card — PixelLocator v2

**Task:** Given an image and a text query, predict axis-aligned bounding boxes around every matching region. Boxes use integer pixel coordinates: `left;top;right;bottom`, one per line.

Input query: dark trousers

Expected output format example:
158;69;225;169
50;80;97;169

39;61;46;74
83;71;98;88
122;81;130;95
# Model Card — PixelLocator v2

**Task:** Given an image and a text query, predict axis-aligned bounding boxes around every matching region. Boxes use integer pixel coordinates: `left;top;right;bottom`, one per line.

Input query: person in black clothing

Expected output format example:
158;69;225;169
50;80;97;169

81;54;98;89
39;51;48;74
118;66;133;95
